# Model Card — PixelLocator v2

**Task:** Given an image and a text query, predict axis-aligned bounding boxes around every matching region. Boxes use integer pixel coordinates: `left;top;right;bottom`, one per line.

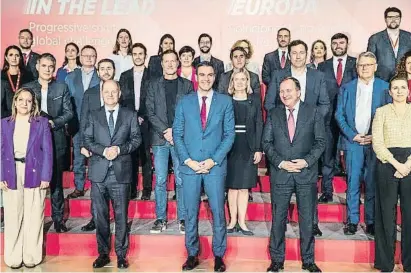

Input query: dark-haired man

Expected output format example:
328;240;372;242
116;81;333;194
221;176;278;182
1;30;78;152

18;29;40;78
367;7;411;81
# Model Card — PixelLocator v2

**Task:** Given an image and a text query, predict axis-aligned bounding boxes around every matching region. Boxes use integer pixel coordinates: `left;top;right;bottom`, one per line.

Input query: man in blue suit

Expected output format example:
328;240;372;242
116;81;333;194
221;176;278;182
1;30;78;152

335;52;391;236
65;45;100;198
173;61;235;272
367;7;411;82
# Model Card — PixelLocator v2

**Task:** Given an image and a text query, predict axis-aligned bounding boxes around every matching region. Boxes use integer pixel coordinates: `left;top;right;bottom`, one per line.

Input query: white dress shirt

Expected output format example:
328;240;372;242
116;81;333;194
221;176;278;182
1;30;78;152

333;54;348;78
198;90;214;120
41;87;48;114
387;28;400;58
291;67;307;101
99;82;104;106
355;78;374;134
109;54;134;80
81;67;95;91
133;69;144;111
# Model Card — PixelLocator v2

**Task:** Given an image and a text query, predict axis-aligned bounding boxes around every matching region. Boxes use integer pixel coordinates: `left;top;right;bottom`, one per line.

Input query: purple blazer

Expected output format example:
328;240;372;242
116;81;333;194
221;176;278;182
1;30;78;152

1;116;53;189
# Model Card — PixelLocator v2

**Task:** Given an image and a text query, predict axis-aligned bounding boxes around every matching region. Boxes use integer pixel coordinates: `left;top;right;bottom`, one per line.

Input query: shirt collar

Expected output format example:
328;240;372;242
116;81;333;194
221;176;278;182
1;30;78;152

63;64;81;72
333;54;347;62
21;49;31;56
291;66;307;76
81;67;95;75
200;54;211;62
358;77;375;87
105;103;120;113
387;28;400;37
198;89;214;100
133;66;144;74
286;100;301;111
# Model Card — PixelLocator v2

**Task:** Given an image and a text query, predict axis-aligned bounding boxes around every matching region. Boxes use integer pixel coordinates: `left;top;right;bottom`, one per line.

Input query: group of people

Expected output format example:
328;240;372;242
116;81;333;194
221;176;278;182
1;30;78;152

1;5;411;273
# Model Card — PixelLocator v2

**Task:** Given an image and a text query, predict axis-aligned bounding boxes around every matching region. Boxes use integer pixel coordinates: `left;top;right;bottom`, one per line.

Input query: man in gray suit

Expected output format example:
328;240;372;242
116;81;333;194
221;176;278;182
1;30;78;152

367;7;411;82
263;77;325;272
83;80;141;269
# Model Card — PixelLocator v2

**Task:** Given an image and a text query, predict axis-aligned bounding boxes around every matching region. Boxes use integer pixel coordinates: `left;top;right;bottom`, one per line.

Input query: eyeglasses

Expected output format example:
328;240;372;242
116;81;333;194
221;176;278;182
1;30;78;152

200;41;211;45
81;55;96;59
386;15;400;20
357;63;376;68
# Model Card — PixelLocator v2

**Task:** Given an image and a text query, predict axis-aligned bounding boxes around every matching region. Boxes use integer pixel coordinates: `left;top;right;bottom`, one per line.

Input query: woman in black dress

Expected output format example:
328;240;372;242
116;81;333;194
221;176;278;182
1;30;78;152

226;69;263;235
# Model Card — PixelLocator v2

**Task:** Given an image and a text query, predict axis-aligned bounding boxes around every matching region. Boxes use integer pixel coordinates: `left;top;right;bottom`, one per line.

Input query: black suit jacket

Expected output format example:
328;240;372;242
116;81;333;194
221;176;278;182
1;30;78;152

25;51;40;79
119;67;149;117
217;70;260;95
1;79;12;118
193;56;225;90
146;76;194;145
264;67;330;123
147;55;162;80
83;106;141;183
23;80;74;155
262;49;291;86
79;84;103;146
262;103;326;185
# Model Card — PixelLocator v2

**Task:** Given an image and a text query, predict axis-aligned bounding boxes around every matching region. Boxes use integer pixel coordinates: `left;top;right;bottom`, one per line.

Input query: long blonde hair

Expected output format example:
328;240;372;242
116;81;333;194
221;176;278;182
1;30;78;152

11;88;40;121
227;69;253;95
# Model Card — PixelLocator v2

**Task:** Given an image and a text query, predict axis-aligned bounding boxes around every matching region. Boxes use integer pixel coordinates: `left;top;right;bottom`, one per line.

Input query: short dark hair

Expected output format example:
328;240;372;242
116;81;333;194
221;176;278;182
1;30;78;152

384;7;402;18
288;40;308;53
19;29;33;39
230;46;247;60
178;46;195;57
161;49;178;61
331;33;349;43
97;58;115;70
198;33;212;45
131;43;147;56
38;53;57;66
158;34;175;55
81;45;97;56
280;76;301;91
62;42;81;67
277;28;290;36
389;74;408;90
196;61;215;75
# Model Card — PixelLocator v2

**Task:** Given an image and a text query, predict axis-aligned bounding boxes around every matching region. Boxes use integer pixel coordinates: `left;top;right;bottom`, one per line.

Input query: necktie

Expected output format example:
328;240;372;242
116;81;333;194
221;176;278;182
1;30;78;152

23;53;28;65
281;51;286;69
287;109;295;142
200;96;207;129
108;110;115;137
336;58;343;86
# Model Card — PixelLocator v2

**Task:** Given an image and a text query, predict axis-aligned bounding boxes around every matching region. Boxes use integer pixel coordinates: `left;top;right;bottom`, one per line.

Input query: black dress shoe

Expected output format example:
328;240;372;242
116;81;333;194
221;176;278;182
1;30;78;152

344;223;357;235
302;263;322;272
266;261;284;272
81;220;96;231
366;224;375;237
318;193;333;203
130;191;138;200
214;256;226;272
227;226;237;233
182;256;199;271
54;221;68;233
141;190;151;200
92;255;110;268
313;224;323;237
237;226;254;236
117;258;129;269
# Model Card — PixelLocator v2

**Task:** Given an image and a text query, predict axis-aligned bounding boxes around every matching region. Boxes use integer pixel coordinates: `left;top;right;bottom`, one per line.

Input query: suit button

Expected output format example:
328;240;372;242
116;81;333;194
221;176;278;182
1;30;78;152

200;150;203;152
33;169;36;172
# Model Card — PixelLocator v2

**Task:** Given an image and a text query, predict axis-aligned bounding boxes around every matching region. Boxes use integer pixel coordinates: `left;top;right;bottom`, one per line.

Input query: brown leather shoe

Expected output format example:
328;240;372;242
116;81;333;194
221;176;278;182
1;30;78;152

67;189;85;199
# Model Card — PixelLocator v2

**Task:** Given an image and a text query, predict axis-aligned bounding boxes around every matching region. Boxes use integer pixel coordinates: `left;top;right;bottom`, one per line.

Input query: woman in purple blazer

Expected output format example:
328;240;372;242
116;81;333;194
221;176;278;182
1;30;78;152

0;88;53;269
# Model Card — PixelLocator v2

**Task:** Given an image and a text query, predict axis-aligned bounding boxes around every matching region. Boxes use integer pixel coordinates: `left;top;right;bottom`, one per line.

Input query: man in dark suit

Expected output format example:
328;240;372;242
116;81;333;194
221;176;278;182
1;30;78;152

146;49;194;234
262;28;292;86
218;47;260;94
18;29;40;78
119;43;152;201
83;80;141;269
317;33;357;204
264;40;330;120
23;53;74;232
263;77;325;273
367;7;411;82
192;33;225;90
65;45;100;199
173;61;235;272
78;58;115;232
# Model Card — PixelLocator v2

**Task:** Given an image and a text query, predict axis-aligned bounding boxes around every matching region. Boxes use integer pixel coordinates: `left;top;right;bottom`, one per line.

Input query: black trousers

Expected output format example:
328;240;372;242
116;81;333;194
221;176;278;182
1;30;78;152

269;177;317;264
130;120;152;194
91;169;130;258
375;148;411;272
50;152;65;224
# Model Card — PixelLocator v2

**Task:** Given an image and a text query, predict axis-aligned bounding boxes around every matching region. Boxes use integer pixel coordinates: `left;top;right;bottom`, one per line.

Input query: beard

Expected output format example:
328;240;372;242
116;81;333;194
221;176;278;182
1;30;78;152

20;44;31;50
200;46;211;54
387;23;399;29
332;47;348;57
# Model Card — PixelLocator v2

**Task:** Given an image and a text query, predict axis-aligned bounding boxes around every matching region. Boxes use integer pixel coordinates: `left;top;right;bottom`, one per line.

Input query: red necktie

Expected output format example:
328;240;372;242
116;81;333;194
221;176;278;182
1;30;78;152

23;53;28;65
281;51;286;69
287;108;295;142
200;96;207;129
336;58;343;86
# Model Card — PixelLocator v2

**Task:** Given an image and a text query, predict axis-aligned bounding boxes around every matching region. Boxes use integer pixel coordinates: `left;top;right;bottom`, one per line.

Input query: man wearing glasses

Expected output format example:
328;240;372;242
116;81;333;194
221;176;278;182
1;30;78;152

335;52;391;236
367;7;411;82
66;45;100;199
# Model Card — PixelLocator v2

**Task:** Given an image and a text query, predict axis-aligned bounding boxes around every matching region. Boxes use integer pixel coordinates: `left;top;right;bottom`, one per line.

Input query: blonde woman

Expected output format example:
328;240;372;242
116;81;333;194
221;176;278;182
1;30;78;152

226;69;263;235
0;88;53;269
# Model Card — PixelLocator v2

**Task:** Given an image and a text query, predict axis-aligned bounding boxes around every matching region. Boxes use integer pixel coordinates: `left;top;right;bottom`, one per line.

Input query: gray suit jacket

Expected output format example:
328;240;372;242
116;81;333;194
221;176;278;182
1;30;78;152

217;69;260;95
83;106;141;183
146;76;194;145
79;84;102;146
262;103;326;185
367;29;411;81
262;49;291;86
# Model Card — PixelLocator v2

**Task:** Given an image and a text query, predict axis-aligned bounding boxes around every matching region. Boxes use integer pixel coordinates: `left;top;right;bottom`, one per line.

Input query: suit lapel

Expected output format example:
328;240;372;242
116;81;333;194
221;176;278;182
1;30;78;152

112;107;123;138
26;119;40;153
342;57;354;83
205;93;217;130
305;69;315;103
293;103;309;141
276;107;290;141
191;94;203;132
74;70;84;94
398;30;408;59
350;80;358;125
47;82;54;113
98;108;110;138
382;30;396;60
5;119;15;151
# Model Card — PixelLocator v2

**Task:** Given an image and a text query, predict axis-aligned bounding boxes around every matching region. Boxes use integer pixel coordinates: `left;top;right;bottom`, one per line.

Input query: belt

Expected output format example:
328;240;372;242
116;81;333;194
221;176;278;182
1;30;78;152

14;157;26;163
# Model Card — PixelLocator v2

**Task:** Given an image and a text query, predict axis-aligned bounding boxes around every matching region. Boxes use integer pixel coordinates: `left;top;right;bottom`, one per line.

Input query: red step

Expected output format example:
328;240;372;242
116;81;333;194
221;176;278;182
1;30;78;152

0;232;401;263
63;172;349;193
